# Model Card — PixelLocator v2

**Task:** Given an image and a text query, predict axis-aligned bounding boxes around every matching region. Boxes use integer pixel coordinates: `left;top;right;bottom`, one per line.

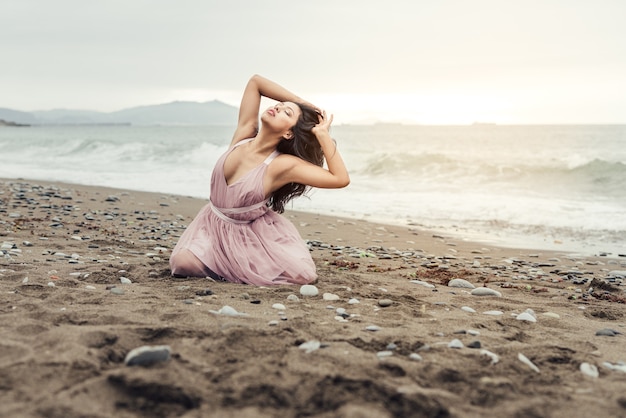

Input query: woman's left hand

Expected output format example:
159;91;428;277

312;110;333;137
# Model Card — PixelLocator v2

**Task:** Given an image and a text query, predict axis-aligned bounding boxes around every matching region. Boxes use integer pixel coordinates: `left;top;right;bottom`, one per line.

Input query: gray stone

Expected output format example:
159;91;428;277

125;345;171;366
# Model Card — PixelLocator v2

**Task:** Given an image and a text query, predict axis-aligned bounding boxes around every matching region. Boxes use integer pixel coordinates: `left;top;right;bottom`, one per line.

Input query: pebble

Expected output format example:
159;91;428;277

480;349;500;364
461;306;476;313
378;299;393;307
299;340;321;354
209;305;248;317
602;362;626;373
365;325;381;332
471;287;502;297
410;280;435;288
125;345;171;366
542;312;560;319
300;284;319;297
483;310;504;316
377;351;393;358
120;277;132;284
47;282;56;287
448;339;464;349
286;294;300;302
409;353;423;361
272;303;286;310
516;312;537;322
518;353;540;373
110;287;125;295
268;320;279;326
580;362;599;378
323;293;340;301
596;328;621;337
348;298;360;304
448;278;475;289
85;285;96;290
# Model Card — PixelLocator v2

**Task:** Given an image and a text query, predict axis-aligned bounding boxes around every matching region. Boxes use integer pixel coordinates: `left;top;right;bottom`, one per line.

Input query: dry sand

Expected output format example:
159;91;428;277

1;179;626;418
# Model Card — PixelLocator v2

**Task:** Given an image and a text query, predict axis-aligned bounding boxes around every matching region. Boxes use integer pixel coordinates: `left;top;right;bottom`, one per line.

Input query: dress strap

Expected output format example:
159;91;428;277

233;138;255;148
263;151;280;165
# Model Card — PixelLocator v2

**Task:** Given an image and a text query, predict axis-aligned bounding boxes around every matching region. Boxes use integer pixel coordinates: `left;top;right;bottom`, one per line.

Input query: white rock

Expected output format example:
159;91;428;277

516;312;537;322
300;284;319;296
448;278;475;289
125;345;171;366
542;312;560;319
299;340;321;354
22;277;29;284
323;292;340;301
518;353;540;373
120;277;132;284
365;325;381;332
602;362;626;373
409;353;423;361
336;307;347;315
268;320;279;326
410;280;435;288
448;339;464;349
461;306;477;313
47;282;56;287
483;310;504;316
580;362;599;378
467;329;481;336
209;305;248;317
377;351;393;358
480;349;500;364
348;298;360;304
471;287;502;297
85;285;96;290
286;294;300;302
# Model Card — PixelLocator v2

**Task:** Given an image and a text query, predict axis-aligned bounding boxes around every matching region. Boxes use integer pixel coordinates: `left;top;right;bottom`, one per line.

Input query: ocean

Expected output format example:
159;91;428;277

1;124;625;256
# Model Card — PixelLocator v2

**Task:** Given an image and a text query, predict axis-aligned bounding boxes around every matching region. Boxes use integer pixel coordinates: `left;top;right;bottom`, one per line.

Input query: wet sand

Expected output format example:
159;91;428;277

1;179;625;418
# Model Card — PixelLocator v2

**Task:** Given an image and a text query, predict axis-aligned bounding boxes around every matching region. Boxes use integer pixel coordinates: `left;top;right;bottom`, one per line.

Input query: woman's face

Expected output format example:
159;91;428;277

262;101;302;137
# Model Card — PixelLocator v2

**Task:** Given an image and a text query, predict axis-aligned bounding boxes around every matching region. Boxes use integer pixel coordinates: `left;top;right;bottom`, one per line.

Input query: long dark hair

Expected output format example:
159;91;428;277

269;103;324;213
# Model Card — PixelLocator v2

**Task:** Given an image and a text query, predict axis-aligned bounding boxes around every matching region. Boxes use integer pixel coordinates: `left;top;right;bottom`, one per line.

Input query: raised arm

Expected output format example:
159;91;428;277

231;75;307;146
274;111;350;190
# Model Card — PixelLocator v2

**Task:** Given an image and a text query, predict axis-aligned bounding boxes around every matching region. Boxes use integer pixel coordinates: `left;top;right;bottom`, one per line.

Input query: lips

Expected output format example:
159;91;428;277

267;109;276;116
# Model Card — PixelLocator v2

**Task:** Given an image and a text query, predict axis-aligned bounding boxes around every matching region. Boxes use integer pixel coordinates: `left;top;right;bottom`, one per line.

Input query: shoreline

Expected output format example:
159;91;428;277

2;178;626;417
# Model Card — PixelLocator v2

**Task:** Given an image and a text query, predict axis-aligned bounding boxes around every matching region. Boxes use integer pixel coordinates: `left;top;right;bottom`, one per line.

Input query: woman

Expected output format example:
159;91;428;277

169;74;350;285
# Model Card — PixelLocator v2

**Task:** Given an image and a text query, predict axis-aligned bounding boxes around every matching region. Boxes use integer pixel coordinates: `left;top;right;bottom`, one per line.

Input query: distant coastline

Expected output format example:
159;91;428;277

0;119;29;127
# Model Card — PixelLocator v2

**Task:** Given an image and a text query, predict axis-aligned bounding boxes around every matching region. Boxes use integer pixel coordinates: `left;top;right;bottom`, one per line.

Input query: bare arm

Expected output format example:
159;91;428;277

274;111;350;189
231;75;307;146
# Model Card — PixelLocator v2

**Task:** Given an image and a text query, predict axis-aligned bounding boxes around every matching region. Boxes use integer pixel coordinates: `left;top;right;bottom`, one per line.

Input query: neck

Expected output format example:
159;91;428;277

251;129;283;154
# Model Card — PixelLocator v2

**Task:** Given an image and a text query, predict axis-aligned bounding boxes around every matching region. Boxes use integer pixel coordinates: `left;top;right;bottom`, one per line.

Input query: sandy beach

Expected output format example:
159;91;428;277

1;178;626;418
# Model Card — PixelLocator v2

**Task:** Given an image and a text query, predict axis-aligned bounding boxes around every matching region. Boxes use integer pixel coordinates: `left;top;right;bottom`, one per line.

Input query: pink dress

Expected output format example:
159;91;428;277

170;139;317;285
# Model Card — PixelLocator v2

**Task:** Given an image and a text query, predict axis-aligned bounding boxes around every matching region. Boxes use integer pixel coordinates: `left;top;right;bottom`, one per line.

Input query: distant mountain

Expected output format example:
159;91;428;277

0;100;239;126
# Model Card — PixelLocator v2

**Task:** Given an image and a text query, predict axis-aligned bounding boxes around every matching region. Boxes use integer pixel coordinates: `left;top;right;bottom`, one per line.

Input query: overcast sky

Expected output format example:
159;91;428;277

1;0;624;124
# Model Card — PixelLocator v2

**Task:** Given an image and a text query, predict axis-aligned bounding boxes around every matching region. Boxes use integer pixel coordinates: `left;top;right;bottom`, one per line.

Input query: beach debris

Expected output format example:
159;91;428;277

299;340;321;354
580;362;599;378
471;287;502;297
518;353;540;373
125;345;171;366
595;328;622;337
480;349;500;364
378;299;392;307
448;278;475;289
209;305;248;317
300;284;319;297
